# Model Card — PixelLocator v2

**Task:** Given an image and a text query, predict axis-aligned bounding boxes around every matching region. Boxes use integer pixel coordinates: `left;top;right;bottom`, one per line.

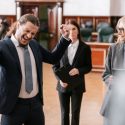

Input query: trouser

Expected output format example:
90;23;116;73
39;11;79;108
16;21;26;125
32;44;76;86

1;95;45;125
58;91;83;125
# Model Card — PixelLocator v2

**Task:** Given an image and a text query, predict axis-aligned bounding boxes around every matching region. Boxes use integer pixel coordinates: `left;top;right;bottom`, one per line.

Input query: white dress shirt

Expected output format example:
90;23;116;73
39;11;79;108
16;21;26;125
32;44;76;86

68;40;79;65
11;35;38;98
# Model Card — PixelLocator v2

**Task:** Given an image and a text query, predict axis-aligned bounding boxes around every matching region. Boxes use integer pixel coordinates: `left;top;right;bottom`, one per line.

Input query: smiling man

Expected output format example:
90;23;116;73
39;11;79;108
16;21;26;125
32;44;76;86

0;13;71;125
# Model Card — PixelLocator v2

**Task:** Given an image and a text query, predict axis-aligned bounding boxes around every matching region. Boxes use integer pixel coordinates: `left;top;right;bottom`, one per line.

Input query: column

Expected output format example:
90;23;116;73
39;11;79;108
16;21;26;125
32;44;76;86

57;2;62;39
16;2;21;20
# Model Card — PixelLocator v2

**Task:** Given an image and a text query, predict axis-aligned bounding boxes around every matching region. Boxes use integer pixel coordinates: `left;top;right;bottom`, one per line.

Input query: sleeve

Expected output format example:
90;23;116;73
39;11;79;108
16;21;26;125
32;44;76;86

102;45;113;86
78;45;92;75
52;62;61;81
40;36;71;64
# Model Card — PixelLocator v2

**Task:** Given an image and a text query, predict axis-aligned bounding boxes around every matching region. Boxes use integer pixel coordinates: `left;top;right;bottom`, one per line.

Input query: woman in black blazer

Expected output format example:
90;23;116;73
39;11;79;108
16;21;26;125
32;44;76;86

53;20;92;125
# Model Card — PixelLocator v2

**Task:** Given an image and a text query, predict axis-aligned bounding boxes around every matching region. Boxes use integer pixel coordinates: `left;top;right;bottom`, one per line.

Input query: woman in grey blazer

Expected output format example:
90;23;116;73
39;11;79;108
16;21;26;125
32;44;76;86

101;16;125;125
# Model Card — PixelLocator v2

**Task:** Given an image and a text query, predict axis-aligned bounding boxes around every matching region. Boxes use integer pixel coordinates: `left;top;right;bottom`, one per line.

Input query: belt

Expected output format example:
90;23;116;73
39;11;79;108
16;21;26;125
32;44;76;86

17;94;40;105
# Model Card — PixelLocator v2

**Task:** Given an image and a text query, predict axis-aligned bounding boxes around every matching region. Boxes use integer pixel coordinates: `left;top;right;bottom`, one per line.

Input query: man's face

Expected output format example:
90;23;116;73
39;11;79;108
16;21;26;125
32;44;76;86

15;21;39;46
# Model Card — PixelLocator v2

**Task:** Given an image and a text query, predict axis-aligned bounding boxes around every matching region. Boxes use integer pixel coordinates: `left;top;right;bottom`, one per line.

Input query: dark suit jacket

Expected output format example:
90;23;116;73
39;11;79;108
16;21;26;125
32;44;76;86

53;41;92;93
0;36;71;114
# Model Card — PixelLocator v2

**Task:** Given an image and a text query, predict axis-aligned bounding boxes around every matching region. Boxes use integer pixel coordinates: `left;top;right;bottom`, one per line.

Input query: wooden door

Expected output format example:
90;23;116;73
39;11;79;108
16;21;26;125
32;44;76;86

16;0;64;50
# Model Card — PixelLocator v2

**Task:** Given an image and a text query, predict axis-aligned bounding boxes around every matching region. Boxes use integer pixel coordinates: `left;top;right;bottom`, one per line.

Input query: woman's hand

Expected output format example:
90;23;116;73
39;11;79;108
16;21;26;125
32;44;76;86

60;80;68;88
69;68;79;76
108;75;113;89
108;75;113;82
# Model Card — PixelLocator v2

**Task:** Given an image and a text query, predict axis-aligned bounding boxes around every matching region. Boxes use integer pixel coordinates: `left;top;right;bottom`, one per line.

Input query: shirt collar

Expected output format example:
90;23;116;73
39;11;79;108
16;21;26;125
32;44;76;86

69;39;79;48
11;34;20;47
11;34;29;48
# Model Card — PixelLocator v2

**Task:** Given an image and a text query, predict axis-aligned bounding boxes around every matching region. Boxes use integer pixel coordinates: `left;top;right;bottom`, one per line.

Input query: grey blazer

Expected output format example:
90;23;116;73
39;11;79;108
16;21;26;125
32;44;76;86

101;42;125;117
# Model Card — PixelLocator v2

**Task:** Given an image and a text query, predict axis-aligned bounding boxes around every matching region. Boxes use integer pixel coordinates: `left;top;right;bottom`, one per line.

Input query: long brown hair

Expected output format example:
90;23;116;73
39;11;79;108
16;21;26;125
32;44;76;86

67;19;82;42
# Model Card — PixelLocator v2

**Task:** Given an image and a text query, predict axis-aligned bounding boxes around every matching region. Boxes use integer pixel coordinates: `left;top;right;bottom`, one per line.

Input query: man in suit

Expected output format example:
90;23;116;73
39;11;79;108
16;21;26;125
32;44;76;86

53;20;92;125
0;14;71;125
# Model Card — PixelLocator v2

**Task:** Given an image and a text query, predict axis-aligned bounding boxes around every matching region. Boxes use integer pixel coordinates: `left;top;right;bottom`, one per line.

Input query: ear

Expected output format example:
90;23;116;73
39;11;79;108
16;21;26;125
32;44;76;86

16;21;20;29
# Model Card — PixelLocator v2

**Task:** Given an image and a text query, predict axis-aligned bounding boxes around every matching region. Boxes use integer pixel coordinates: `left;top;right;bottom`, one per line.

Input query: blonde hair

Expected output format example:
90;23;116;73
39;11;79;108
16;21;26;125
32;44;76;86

116;16;125;30
116;16;125;43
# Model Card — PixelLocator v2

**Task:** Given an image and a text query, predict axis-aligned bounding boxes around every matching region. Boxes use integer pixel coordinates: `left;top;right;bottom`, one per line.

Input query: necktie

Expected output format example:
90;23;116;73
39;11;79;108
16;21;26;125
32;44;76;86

23;46;33;93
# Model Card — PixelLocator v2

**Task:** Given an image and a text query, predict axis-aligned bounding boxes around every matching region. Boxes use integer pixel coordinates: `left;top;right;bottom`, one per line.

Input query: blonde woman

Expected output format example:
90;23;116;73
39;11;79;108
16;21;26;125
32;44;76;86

102;16;125;125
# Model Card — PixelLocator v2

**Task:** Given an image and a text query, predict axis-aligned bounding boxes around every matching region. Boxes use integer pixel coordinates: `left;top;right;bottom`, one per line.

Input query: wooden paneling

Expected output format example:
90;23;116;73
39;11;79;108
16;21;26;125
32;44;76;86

0;15;16;25
16;0;64;3
63;16;111;31
95;16;111;30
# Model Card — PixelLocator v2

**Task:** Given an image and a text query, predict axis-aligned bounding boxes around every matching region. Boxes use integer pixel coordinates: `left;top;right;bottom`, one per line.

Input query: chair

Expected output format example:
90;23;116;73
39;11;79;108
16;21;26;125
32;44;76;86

85;21;93;29
97;26;114;43
80;28;92;42
96;22;110;32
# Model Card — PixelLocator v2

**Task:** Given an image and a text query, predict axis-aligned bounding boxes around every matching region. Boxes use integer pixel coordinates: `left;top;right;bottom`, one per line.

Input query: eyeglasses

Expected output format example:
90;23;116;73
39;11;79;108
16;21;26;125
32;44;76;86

117;27;124;32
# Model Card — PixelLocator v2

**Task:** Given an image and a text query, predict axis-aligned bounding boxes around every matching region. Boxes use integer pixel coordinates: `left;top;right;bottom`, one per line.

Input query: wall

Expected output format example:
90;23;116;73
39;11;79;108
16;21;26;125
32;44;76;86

0;0;16;15
110;0;125;16
63;0;110;16
0;0;125;16
63;0;125;16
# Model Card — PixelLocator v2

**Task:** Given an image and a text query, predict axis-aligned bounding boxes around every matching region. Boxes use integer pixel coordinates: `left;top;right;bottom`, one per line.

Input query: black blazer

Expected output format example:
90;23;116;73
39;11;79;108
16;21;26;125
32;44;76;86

0;36;71;114
53;41;92;93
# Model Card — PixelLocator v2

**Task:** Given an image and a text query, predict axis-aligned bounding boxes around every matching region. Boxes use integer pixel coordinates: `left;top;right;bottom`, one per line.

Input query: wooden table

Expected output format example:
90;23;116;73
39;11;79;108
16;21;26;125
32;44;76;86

87;42;111;72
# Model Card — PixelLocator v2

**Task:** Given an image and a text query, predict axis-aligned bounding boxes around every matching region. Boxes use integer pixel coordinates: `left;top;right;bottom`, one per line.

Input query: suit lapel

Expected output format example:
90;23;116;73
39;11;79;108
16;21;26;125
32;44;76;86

62;42;82;67
5;39;21;72
29;42;39;65
62;50;69;66
72;42;82;67
29;41;40;76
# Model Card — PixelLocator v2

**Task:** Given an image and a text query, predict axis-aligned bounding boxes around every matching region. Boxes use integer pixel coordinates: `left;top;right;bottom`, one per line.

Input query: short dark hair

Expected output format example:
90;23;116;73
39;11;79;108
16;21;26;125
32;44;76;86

18;14;40;27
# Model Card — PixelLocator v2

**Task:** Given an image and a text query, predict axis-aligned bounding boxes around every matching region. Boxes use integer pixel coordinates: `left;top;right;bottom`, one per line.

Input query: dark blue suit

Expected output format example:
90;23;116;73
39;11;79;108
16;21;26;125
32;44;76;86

0;36;71;125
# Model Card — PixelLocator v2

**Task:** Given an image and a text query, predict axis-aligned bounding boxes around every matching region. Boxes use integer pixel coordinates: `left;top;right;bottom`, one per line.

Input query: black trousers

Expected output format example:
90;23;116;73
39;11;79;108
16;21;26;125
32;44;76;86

1;95;45;125
58;91;83;125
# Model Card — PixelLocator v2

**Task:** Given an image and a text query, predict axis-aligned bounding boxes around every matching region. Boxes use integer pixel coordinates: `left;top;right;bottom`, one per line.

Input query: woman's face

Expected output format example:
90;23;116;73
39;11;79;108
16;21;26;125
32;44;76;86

69;24;79;42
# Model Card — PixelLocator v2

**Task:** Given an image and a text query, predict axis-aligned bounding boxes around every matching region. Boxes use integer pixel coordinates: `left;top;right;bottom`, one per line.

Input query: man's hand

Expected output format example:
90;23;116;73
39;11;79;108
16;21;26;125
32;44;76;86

59;24;70;39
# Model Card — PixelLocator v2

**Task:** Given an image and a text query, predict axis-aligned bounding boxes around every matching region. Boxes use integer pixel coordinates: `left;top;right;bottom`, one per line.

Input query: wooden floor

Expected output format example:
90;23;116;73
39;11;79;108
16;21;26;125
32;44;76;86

43;63;104;125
